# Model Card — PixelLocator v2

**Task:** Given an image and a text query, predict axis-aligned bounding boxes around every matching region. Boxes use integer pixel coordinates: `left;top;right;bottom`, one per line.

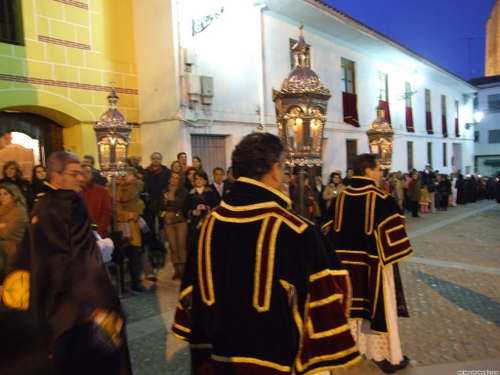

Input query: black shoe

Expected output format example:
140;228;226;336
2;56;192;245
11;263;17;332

396;356;410;370
145;274;158;282
372;356;410;374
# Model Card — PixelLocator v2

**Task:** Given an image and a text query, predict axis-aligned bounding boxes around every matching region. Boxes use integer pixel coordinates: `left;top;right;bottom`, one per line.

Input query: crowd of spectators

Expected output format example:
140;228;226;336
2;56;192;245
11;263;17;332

1;152;499;294
0;152;236;293
281;164;500;227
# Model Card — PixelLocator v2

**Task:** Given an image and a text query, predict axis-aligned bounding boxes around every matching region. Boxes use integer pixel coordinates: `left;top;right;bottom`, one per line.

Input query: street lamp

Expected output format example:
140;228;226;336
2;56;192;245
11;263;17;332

94;85;133;229
366;104;394;171
465;111;484;129
272;24;331;216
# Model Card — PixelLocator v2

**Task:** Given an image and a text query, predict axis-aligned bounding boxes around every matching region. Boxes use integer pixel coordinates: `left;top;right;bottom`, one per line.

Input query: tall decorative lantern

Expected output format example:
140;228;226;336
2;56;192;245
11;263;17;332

366;104;394;171
94;86;133;229
272;24;331;216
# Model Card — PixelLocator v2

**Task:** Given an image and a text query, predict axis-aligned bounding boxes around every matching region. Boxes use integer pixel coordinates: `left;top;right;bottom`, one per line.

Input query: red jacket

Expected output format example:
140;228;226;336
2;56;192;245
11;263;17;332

80;182;113;238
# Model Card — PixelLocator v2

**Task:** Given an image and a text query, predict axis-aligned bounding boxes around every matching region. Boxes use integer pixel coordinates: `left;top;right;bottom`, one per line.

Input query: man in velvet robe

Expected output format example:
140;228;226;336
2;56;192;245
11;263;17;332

8;151;132;375
172;133;360;375
325;153;412;374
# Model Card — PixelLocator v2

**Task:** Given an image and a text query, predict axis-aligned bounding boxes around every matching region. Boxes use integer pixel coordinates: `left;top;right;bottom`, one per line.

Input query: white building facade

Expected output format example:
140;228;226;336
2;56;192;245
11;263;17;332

469;76;500;177
133;0;477;179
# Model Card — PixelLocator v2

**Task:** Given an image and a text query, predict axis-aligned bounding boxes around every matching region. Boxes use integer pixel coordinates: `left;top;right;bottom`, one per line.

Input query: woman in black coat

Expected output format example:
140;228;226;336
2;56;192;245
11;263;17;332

438;174;452;211
30;165;47;196
455;173;467;205
184;167;197;191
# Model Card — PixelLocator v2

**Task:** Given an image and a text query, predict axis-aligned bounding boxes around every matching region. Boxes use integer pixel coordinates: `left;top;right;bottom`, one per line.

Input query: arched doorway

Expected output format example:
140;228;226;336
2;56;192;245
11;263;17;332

0;112;63;180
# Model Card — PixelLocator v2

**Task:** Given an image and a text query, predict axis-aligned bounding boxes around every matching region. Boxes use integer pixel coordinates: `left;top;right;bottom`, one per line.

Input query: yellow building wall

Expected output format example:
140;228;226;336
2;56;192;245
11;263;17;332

0;0;141;159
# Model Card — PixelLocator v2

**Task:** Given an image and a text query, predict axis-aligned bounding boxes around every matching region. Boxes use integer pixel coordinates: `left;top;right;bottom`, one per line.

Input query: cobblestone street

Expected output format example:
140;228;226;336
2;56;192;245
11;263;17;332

122;200;500;374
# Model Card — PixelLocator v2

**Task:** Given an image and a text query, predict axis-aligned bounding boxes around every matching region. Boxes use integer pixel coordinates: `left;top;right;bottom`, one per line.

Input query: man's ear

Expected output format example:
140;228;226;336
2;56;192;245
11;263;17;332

267;162;283;190
364;167;371;179
271;162;281;182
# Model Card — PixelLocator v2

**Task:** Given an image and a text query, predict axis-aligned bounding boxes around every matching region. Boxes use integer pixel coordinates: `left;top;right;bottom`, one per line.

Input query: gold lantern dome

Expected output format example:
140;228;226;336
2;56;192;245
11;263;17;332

279;36;331;97
273;24;331;167
366;104;394;171
94;87;134;176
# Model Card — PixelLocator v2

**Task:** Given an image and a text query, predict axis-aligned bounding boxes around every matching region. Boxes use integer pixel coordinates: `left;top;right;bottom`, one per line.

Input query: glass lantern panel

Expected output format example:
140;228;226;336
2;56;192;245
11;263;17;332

286;119;295;152
115;143;127;169
100;143;111;169
310;119;323;153
369;139;379;155
380;138;392;167
294;118;304;152
287;107;304;153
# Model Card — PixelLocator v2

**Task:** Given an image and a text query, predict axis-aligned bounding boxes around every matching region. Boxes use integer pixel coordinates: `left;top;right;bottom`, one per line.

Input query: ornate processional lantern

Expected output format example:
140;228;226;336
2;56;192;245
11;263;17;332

366;104;394;171
94;84;133;229
95;86;133;177
272;24;331;216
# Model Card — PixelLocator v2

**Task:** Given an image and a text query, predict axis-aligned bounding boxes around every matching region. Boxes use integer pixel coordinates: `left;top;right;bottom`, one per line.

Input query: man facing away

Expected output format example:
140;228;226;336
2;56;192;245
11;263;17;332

325;153;412;374
172;133;360;375
10;151;132;375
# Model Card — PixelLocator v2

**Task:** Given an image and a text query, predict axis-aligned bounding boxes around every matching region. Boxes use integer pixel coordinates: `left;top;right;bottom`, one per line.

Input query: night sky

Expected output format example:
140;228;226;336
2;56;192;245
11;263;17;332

323;0;496;81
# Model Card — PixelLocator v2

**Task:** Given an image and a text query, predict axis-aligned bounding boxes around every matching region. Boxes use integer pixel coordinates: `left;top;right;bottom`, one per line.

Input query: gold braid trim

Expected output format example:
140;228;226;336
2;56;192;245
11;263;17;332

210;354;292;372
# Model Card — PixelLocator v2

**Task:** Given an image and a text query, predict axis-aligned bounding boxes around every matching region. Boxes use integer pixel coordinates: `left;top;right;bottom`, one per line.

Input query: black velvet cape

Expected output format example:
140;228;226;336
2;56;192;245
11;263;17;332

8;185;132;375
327;177;412;334
172;177;360;375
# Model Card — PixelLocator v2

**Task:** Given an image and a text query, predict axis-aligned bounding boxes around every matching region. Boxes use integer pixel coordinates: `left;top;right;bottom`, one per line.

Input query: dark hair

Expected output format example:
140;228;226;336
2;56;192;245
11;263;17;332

83;154;95;165
177;152;186;159
2;160;24;180
184;167;197;178
192;156;203;169
213;167;224;175
352;153;378;176
328;172;341;185
31;165;45;182
231;132;284;180
195;170;209;182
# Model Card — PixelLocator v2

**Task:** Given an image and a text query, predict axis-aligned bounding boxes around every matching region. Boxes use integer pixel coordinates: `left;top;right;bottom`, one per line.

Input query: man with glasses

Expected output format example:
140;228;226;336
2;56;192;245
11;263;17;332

10;151;132;374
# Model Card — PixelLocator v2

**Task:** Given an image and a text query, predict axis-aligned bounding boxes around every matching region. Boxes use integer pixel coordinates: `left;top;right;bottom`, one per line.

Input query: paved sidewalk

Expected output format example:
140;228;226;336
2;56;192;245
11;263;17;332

122;200;500;375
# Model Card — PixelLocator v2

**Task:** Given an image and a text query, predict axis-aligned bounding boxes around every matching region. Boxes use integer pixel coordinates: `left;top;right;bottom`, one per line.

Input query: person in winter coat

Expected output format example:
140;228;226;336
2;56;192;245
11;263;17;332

0;183;28;283
408;171;421;217
0;160;34;211
117;167;150;241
